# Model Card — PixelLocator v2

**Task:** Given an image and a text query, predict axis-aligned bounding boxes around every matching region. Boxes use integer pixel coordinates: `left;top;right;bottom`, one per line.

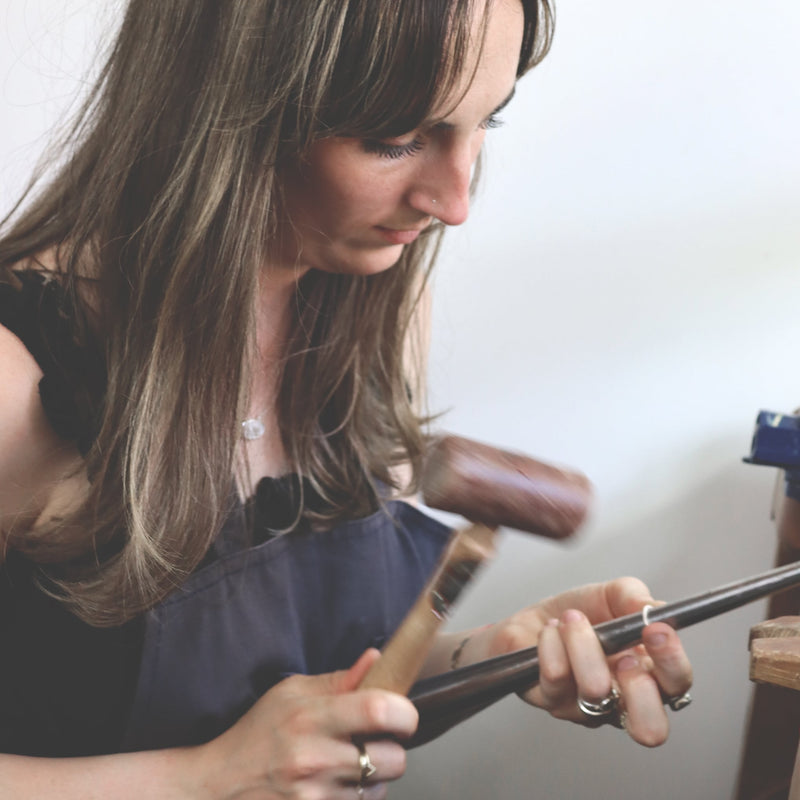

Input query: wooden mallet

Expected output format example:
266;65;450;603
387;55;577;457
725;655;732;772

360;434;592;693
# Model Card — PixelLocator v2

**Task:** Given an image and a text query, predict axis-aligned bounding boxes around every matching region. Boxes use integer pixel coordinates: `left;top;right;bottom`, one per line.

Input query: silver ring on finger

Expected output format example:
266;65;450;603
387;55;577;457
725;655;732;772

355;741;377;796
577;687;620;718
667;690;692;711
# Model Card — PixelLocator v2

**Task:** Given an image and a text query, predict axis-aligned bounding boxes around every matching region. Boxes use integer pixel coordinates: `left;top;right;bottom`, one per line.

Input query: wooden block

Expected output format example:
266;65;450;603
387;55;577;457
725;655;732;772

750;637;800;692
749;616;800;646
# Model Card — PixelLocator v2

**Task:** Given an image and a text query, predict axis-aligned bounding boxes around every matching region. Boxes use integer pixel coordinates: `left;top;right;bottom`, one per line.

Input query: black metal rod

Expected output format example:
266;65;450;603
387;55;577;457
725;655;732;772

406;559;800;747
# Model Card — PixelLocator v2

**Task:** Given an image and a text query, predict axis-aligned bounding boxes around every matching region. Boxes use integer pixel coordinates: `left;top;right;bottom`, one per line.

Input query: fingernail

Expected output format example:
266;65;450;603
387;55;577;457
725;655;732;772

562;609;584;624
546;617;560;628
647;632;667;647
617;655;639;672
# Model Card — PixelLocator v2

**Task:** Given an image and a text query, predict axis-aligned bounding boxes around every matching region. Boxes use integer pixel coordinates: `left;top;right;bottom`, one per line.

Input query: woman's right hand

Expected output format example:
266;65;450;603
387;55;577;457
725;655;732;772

194;649;417;800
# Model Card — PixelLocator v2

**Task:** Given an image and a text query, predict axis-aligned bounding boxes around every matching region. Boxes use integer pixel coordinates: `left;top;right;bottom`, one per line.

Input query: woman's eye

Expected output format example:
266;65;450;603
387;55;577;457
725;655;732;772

481;113;505;131
361;115;502;159
362;137;424;160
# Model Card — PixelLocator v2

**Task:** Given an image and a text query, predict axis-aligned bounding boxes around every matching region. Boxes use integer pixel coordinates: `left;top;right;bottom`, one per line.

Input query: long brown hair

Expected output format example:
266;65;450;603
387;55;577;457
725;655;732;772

0;0;553;625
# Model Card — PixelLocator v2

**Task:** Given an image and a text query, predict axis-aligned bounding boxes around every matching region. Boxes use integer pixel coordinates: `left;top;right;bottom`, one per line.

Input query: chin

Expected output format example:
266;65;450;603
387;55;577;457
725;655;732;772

315;244;406;277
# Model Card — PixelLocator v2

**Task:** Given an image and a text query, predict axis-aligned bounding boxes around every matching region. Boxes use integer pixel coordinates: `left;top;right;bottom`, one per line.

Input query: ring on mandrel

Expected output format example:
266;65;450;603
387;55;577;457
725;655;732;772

577;687;620;717
667;690;692;711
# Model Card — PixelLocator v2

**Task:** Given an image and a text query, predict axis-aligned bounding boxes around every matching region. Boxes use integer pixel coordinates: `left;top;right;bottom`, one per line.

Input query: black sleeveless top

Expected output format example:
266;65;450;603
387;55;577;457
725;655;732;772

0;272;450;756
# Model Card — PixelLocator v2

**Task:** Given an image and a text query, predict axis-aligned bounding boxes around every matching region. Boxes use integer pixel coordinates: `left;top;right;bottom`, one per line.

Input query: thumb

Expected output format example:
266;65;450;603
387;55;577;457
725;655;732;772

301;648;382;696
336;647;382;692
287;649;382;698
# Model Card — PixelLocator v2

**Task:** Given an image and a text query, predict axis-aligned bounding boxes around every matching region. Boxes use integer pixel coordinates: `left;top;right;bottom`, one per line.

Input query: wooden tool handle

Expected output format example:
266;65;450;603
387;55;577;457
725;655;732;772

359;522;496;693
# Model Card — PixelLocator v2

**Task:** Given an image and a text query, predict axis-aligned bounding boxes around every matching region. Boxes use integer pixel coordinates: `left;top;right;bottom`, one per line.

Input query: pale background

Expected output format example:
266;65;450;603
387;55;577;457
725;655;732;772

1;1;799;799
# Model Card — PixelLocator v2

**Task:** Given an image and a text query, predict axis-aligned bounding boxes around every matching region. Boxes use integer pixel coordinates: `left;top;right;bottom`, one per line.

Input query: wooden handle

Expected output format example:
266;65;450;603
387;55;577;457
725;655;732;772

359;522;496;693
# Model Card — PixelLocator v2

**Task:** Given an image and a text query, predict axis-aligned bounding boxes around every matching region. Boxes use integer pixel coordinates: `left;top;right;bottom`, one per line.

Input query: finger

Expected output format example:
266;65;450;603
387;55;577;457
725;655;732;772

527;618;576;713
361;782;389;800
602;577;655;618
347;739;407;785
327;783;387;800
338;649;383;692
322;687;419;741
559;608;613;704
287;649;382;700
294;737;405;793
536;578;653;625
333;782;388;800
614;654;669;747
641;623;693;699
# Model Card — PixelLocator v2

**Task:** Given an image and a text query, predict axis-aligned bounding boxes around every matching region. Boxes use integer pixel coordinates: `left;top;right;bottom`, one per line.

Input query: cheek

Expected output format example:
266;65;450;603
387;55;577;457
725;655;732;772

309;145;401;219
311;172;393;228
291;137;409;234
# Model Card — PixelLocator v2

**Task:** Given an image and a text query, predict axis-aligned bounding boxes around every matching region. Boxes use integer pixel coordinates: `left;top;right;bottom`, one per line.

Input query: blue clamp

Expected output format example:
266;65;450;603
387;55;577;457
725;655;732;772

743;410;800;469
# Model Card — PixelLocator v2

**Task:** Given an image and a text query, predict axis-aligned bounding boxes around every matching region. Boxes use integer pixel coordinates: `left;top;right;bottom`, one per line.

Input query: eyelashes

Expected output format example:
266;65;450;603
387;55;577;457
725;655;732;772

481;112;505;131
362;114;505;161
362;137;425;160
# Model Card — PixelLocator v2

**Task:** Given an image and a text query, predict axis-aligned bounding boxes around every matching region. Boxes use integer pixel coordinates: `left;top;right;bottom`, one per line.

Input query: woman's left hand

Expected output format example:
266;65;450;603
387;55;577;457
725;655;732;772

486;577;693;747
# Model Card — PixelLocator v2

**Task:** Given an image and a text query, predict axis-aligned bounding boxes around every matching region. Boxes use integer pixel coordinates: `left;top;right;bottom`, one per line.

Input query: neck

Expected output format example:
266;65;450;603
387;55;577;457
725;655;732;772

254;267;298;361
236;266;300;486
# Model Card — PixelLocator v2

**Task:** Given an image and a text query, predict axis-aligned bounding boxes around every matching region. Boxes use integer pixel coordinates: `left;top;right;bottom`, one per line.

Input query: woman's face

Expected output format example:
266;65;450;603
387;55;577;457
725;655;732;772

278;0;524;277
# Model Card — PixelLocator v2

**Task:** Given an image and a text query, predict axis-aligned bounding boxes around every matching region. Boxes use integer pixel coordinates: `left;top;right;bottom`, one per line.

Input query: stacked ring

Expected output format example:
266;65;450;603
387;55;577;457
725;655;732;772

356;742;377;798
577;687;620;718
667;690;692;711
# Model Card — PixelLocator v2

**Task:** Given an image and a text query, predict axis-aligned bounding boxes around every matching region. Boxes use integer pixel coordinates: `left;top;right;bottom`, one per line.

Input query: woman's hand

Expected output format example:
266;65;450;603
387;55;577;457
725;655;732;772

194;649;417;800
486;577;693;747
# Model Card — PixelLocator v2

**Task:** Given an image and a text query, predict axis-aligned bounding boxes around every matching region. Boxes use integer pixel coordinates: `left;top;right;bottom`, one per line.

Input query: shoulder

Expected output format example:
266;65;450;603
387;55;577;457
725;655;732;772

0;323;83;548
0;262;106;454
0;321;47;451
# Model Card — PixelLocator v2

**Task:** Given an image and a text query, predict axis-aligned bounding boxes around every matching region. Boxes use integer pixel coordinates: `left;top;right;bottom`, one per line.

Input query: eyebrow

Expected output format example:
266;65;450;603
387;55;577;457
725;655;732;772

430;86;517;132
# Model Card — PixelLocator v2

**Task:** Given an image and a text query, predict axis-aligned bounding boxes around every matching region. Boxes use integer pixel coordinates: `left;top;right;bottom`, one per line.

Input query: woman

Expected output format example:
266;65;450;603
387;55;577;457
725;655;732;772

0;0;692;797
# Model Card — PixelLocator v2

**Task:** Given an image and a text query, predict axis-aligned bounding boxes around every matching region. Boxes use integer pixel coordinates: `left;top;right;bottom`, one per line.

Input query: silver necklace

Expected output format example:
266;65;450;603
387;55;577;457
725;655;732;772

241;412;267;441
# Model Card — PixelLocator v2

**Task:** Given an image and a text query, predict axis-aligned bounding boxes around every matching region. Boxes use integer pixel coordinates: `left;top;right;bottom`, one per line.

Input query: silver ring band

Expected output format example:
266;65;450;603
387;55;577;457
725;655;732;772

577;687;619;717
667;690;692;711
357;742;377;783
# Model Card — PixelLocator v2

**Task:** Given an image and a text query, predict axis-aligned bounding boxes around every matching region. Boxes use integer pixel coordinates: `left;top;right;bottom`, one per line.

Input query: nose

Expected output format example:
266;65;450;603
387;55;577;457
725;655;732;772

408;141;476;227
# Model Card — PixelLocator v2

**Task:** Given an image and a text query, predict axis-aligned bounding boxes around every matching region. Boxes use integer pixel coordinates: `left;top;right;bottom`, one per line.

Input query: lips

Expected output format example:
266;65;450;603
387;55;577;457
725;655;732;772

376;226;429;245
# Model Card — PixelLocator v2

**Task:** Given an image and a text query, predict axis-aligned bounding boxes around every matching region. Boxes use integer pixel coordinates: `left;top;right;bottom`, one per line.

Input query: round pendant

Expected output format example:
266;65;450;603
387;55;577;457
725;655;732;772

241;417;266;440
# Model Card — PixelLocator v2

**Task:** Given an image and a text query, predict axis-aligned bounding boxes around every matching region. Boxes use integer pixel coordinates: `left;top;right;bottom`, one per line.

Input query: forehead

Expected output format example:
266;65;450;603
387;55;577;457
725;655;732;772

304;0;528;145
431;0;524;123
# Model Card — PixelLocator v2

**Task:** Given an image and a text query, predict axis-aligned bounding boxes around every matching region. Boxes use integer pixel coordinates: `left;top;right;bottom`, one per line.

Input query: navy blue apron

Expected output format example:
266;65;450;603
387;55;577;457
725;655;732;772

122;500;450;751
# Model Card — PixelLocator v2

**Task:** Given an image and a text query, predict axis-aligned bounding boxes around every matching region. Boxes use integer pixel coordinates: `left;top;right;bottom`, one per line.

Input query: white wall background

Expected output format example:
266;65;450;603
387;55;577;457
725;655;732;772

2;1;799;798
